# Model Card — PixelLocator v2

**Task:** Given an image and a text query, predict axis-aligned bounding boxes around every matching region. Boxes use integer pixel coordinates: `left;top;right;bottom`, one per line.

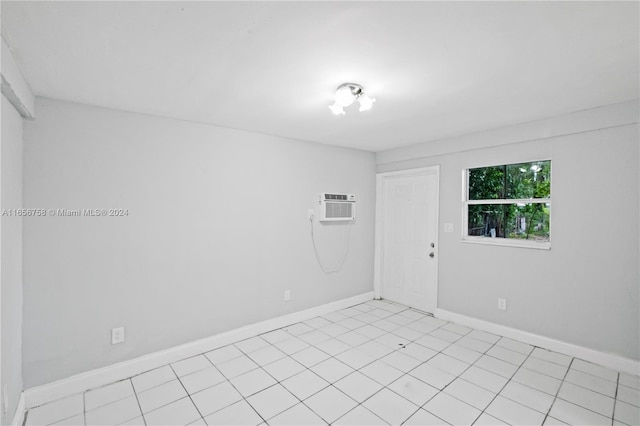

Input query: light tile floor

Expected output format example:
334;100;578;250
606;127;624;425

24;299;640;426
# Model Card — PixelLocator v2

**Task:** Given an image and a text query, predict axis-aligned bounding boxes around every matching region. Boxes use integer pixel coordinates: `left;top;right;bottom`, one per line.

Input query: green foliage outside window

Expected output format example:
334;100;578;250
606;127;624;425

468;161;551;241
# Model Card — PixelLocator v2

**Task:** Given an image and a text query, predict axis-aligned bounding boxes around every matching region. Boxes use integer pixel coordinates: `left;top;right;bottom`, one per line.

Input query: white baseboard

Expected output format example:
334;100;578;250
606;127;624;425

24;292;374;410
10;391;25;426
435;308;640;376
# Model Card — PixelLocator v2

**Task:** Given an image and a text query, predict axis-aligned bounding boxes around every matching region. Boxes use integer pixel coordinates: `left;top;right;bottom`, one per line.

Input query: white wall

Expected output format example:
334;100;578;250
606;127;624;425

22;98;376;388
377;101;639;362
1;94;24;425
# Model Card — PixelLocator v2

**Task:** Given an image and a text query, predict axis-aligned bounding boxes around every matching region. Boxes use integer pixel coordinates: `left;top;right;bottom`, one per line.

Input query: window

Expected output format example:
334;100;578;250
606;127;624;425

463;160;551;249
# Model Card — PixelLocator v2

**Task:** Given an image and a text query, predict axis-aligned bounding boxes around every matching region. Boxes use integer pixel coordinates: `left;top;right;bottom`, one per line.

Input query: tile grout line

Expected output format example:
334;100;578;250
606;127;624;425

447;332;516;425
309;304;416;424
333;301;435;425
80;378;140;424
332;309;516;425
544;354;575;425
287;301;427;424
558;364;620;396
391;314;540;424
492;344;565;421
234;333;330;423
128;377;147;426
222;338;328;425
129;368;176;397
193;350;272;425
611;372;620;426
346;315;479;425
167;363;209;425
445;336;577;424
553;359;623;422
500;345;624;421
293;303;404;424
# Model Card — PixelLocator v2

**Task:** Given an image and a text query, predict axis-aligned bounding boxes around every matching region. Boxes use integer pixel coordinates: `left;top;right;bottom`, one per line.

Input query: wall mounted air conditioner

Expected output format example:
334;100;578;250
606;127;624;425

318;193;356;222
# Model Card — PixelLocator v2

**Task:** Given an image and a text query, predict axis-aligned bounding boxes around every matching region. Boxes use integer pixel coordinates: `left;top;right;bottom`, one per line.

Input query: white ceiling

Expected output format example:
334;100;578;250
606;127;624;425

2;1;638;152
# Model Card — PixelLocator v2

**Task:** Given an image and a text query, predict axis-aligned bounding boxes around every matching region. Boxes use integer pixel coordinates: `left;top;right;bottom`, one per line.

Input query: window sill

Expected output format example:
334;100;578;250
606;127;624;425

462;237;551;250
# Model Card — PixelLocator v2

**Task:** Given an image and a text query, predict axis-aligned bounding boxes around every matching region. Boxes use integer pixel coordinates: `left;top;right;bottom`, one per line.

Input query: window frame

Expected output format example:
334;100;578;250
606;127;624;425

461;159;552;250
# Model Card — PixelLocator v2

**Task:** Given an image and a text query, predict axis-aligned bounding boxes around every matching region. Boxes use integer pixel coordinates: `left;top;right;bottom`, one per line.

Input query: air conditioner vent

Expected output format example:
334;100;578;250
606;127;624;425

325;202;353;219
318;193;356;221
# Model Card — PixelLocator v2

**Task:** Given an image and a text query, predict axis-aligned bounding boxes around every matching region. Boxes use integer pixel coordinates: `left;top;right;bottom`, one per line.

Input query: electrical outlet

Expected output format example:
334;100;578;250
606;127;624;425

498;298;507;311
444;223;454;233
111;327;125;344
284;290;291;301
308;209;314;220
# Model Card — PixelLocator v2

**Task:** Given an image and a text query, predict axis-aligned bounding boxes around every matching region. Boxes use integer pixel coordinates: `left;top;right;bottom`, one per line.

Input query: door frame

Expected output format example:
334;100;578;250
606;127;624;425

374;166;440;313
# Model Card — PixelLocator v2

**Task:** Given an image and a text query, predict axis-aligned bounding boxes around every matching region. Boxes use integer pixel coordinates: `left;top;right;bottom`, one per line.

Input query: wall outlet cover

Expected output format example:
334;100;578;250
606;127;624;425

111;327;125;344
284;290;291;301
444;223;454;233
498;298;507;311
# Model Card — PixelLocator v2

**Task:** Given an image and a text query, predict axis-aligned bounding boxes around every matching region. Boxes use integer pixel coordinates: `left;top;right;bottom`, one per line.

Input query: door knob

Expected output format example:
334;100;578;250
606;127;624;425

429;252;435;258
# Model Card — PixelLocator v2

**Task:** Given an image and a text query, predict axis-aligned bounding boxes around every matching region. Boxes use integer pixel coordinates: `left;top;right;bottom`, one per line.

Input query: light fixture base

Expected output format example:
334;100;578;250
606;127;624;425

329;83;374;115
336;83;364;96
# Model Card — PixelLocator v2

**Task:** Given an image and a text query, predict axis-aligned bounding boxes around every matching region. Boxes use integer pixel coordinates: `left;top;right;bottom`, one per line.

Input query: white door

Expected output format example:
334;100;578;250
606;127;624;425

375;167;439;313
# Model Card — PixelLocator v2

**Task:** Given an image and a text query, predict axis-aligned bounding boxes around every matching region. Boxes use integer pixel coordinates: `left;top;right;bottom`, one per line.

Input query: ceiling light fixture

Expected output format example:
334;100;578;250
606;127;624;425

329;83;375;115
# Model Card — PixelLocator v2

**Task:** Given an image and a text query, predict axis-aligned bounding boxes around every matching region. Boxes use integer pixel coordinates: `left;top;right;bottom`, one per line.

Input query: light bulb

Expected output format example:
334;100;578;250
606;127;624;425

328;103;345;115
358;94;376;112
334;86;356;107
